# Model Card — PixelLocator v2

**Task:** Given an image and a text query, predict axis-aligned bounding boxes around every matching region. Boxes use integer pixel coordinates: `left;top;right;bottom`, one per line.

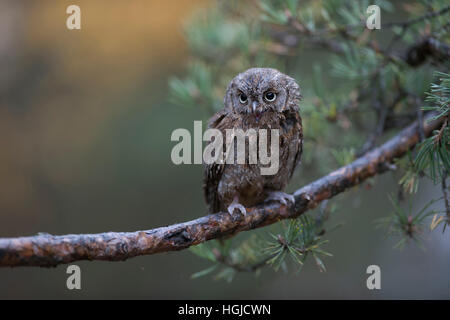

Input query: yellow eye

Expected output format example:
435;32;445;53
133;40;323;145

239;93;248;104
264;91;276;102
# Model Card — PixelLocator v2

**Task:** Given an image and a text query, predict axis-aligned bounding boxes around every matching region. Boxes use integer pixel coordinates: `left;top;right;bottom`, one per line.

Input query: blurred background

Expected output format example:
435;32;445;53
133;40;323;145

0;0;448;299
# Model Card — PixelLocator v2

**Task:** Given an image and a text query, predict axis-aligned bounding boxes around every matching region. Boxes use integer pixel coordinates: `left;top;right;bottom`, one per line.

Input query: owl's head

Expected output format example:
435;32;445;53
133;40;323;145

224;68;301;119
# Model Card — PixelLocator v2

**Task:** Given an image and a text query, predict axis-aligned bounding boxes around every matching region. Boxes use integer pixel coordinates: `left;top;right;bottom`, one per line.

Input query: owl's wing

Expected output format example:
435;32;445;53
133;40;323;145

203;109;227;213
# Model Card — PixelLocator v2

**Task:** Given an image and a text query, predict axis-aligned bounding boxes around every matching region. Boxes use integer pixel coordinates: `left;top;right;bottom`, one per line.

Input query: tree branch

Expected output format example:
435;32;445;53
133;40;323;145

383;5;450;29
0;113;444;268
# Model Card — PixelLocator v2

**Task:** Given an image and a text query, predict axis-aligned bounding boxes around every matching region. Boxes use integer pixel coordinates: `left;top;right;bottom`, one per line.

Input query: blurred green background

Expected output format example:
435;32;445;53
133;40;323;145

0;0;448;299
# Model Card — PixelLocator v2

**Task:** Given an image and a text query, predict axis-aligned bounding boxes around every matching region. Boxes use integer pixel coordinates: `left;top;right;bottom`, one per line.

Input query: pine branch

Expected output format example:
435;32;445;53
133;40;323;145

0;113;444;268
384;5;450;29
281;7;450;68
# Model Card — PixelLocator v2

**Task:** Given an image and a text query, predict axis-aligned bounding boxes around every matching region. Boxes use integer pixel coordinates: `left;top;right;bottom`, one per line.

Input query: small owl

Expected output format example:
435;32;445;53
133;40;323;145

203;68;302;215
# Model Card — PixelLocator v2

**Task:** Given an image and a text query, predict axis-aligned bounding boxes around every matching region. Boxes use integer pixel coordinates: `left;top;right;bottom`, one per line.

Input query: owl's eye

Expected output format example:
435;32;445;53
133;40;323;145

264;91;276;102
239;93;248;104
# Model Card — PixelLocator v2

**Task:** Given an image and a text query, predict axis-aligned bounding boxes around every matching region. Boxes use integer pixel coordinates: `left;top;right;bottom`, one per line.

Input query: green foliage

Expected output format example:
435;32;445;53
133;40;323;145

414;131;449;183
397;157;420;194
189;213;334;281
331;147;356;166
189;235;266;282
331;45;378;81
425;72;450;120
264;215;332;273
393;72;449;236
169;64;219;112
397;71;450;193
376;196;442;249
413;72;450;183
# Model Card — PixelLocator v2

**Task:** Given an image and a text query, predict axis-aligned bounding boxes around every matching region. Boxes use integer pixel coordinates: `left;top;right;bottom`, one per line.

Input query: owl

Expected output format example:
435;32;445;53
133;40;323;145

203;68;303;215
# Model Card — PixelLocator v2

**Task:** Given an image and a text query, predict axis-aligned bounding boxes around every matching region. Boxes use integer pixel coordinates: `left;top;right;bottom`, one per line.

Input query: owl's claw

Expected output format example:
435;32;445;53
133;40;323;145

265;191;295;206
227;202;247;216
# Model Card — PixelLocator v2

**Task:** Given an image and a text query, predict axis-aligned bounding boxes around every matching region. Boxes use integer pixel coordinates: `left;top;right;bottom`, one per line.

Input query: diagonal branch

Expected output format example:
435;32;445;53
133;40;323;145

0;113;444;268
383;5;450;29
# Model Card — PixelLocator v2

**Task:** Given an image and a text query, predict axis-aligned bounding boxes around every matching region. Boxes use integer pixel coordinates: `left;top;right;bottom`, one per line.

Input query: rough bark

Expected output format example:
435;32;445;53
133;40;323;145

0;114;443;268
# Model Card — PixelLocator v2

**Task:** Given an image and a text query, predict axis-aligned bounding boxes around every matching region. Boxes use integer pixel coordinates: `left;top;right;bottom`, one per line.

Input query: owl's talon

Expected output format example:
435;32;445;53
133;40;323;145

266;191;295;206
227;203;247;216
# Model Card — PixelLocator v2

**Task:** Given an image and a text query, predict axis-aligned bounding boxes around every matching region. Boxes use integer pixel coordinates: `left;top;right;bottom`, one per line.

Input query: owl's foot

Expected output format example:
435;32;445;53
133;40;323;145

227;197;247;216
265;191;295;206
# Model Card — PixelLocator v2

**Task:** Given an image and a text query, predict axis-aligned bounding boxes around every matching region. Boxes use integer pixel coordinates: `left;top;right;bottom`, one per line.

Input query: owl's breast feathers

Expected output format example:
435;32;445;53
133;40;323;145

203;109;302;213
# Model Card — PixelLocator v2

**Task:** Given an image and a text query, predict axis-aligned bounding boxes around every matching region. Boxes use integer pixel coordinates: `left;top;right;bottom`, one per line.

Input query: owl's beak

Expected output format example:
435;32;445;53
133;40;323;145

252;101;258;113
252;101;262;122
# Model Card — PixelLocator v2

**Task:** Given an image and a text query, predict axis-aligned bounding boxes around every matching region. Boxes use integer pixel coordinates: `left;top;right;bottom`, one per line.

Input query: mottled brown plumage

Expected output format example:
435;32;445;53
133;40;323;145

203;68;303;215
